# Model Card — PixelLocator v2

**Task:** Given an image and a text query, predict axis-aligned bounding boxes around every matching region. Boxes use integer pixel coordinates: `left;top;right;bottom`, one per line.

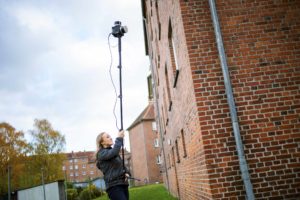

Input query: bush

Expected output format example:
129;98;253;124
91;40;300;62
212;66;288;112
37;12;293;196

76;186;84;195
66;181;74;189
79;189;92;200
79;185;102;200
67;188;78;200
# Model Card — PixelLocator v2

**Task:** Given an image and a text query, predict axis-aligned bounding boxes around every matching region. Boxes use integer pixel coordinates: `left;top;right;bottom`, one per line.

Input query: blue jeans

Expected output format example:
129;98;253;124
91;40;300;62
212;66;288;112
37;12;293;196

107;185;129;200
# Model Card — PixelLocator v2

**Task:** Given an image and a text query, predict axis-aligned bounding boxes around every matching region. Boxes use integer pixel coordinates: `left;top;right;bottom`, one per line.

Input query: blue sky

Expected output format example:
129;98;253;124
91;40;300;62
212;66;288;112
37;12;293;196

0;0;150;152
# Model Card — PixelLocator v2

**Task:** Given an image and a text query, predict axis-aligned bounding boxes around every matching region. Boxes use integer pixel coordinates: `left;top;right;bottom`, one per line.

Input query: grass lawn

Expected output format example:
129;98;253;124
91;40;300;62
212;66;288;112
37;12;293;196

94;184;177;200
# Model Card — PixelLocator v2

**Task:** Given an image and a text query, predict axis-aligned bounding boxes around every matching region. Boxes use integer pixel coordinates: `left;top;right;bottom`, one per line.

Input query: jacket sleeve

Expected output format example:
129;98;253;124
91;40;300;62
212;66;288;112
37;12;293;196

98;137;123;161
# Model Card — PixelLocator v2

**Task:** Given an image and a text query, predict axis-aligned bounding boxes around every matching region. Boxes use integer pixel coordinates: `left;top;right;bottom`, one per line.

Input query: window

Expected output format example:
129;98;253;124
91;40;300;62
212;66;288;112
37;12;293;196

82;171;86;175
62;166;66;171
168;19;180;87
82;164;86;169
154;138;159;147
152;121;157;131
147;75;154;100
175;140;180;163
181;129;187;158
74;159;78;163
156;155;161;164
155;1;160;26
70;173;73;177
69;160;73;163
90;164;94;168
75;172;78;177
171;147;176;167
75;165;78;170
165;65;172;110
90;171;94;175
69;166;73;170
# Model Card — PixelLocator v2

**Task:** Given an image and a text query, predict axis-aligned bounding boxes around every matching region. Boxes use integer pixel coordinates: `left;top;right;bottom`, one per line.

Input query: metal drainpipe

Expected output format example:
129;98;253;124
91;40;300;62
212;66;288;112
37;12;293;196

143;17;170;193
150;60;170;193
208;0;255;199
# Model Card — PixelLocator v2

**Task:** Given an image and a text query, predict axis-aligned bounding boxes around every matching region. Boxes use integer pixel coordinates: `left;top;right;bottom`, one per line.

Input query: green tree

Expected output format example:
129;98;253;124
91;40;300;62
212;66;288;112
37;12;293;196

0;122;29;195
28;119;66;183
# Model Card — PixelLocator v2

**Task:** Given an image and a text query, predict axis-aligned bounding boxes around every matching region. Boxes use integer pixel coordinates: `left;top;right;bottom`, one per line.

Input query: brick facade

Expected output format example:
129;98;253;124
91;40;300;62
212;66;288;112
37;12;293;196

128;102;163;186
63;151;102;183
141;0;300;199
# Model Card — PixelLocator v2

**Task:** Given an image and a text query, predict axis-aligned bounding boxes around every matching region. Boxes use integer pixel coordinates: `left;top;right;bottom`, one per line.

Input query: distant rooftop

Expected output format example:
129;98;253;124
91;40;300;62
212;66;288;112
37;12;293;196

127;102;154;130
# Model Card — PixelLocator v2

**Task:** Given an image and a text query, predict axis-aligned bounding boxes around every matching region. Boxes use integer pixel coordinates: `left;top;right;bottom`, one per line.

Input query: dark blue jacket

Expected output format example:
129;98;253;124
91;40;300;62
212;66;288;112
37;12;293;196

96;137;129;190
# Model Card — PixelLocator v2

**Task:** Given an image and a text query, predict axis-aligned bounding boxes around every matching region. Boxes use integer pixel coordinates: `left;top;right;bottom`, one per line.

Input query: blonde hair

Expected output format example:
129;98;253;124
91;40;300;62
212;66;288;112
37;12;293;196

96;132;106;154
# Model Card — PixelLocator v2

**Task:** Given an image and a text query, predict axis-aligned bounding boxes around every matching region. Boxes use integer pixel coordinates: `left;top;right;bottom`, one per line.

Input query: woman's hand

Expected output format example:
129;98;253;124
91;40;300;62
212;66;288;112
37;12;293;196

125;173;130;182
118;130;125;138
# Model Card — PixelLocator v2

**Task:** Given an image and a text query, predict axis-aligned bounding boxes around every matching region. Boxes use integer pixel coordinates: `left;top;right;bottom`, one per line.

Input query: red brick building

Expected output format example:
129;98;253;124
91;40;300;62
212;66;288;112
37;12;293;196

127;101;163;186
62;151;102;183
63;150;131;183
141;0;300;199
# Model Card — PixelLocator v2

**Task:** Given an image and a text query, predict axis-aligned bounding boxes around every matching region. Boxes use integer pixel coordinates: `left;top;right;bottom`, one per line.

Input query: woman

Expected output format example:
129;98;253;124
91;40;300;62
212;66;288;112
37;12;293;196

96;130;130;200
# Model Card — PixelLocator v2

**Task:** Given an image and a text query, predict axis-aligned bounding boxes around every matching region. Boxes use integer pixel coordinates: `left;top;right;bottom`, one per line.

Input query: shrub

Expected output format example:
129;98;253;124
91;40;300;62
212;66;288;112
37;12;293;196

79;189;92;200
67;188;78;200
79;185;102;200
66;182;74;189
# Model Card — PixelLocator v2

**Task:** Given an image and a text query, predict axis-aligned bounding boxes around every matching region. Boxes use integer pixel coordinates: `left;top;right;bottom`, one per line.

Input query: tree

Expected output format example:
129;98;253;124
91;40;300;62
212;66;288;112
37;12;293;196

0;122;29;195
28;119;66;184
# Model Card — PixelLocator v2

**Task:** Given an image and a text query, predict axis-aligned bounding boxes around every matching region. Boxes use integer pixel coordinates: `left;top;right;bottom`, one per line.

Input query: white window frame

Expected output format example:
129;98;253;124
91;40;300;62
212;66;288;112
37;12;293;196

154;139;159;147
156;155;162;164
152;121;157;131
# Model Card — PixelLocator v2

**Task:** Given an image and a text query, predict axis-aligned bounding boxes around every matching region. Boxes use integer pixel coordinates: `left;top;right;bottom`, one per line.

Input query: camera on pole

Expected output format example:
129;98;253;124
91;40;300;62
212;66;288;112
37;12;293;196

112;21;128;38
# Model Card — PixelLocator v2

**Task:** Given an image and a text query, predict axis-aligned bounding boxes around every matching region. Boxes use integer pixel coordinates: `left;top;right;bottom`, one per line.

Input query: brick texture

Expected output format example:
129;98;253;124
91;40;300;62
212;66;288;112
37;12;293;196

142;0;300;199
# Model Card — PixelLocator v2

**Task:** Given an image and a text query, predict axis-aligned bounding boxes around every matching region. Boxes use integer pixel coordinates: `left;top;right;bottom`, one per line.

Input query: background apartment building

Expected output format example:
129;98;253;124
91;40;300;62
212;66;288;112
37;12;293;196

63;151;102;183
63;150;131;184
141;0;300;199
128;100;163;186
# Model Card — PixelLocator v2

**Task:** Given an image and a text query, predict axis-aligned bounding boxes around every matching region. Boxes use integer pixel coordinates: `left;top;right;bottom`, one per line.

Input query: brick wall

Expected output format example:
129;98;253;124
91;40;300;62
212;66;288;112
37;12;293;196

143;0;300;199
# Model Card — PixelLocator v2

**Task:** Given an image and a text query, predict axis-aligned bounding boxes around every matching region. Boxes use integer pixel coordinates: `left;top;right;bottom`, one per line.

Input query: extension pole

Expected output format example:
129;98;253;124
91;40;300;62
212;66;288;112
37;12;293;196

118;35;125;171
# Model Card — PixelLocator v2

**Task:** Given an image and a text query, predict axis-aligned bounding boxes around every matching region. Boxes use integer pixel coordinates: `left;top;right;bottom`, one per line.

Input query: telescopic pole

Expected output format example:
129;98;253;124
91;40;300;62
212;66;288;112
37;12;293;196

117;34;125;171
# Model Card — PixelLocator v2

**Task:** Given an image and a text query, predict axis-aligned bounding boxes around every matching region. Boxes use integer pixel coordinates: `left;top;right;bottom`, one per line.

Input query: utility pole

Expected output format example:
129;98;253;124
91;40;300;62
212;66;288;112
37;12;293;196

41;167;46;200
7;165;11;200
64;169;68;200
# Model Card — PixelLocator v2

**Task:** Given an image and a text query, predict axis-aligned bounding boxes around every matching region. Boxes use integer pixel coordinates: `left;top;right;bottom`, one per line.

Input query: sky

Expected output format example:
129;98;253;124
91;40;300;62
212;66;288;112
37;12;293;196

0;0;150;152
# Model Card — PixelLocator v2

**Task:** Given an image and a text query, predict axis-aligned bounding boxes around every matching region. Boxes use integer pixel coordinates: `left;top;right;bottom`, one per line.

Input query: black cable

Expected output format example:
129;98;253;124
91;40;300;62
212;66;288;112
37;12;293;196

108;33;120;130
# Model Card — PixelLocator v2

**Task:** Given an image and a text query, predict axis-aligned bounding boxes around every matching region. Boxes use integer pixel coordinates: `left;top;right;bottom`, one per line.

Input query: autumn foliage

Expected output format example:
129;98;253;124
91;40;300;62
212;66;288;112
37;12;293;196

0;119;66;196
